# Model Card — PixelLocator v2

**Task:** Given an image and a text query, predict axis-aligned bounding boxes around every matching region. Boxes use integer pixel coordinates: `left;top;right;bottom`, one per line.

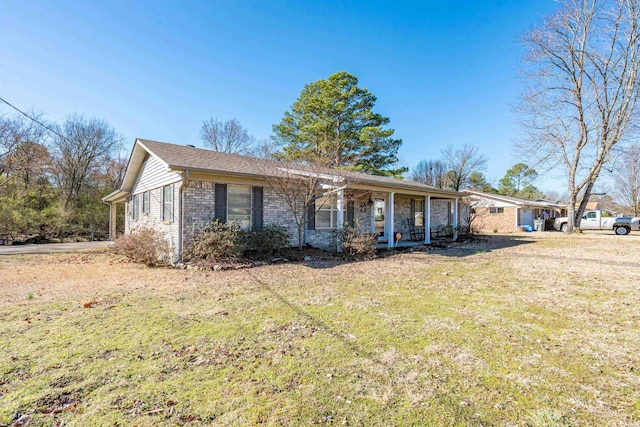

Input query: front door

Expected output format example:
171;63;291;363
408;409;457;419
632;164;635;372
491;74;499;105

373;198;386;241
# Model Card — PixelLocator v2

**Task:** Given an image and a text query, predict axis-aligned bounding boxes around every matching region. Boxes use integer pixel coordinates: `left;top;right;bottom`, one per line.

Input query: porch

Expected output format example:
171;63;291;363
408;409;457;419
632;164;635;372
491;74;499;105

366;190;461;249
307;186;462;250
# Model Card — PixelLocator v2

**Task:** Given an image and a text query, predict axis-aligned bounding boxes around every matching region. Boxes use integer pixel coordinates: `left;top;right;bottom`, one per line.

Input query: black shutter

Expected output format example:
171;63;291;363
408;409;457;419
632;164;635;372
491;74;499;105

252;186;263;229
307;198;315;230
214;183;227;223
347;199;355;226
410;199;416;226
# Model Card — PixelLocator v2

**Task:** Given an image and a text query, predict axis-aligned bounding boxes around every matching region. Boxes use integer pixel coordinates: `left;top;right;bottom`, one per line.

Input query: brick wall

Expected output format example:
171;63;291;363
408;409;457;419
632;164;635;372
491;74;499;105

182;181;301;248
473;206;518;232
263;186;300;246
183;181;217;249
431;200;452;229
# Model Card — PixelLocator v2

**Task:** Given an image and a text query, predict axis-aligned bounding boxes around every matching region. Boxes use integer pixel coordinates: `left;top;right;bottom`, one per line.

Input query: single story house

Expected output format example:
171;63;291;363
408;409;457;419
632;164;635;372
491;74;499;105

103;139;465;261
462;190;567;232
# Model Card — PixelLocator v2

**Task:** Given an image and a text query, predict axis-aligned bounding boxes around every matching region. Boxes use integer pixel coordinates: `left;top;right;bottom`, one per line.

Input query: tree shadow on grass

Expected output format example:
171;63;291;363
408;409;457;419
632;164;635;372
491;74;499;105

245;271;489;423
297;234;539;269
428;234;539;258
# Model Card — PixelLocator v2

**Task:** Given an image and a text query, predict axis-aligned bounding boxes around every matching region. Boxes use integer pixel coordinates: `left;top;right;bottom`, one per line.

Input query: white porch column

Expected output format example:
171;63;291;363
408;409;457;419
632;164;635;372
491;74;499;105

336;188;344;252
336;188;344;229
387;192;395;248
425;195;431;244
453;198;459;241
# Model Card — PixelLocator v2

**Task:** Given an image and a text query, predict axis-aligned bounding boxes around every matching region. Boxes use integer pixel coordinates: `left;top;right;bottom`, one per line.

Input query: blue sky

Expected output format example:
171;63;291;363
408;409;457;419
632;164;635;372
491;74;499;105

1;0;562;191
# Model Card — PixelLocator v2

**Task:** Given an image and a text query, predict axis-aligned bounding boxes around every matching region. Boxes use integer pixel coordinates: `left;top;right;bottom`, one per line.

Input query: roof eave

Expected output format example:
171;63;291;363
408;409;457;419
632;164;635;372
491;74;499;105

102;189;130;203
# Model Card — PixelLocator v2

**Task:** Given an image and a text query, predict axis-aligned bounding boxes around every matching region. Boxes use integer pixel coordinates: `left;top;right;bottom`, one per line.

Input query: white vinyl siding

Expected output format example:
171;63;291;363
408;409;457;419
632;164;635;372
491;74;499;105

132;155;181;195
227;184;252;230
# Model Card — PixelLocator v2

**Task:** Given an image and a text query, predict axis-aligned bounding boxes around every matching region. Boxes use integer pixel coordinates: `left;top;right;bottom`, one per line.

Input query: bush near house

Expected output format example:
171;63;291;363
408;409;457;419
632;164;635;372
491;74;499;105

111;227;172;267
183;220;290;262
333;224;377;259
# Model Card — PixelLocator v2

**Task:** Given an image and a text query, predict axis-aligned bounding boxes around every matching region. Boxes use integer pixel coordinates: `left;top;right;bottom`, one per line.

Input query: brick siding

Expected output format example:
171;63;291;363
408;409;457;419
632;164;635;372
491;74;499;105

473;206;518;232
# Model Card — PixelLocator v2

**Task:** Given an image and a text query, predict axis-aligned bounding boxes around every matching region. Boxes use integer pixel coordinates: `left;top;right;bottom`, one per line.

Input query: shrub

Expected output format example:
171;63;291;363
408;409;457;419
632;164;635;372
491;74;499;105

243;225;290;258
183;220;243;261
333;224;377;260
112;227;172;267
184;222;291;262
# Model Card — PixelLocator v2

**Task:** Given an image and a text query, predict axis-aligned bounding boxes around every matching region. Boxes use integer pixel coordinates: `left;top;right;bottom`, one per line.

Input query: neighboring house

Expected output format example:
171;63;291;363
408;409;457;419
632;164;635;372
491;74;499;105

103;139;464;260
463;190;566;232
575;201;600;211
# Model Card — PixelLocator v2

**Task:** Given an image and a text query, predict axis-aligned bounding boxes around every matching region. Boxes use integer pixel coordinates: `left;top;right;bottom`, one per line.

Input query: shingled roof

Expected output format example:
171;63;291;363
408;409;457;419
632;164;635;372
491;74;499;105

105;138;463;202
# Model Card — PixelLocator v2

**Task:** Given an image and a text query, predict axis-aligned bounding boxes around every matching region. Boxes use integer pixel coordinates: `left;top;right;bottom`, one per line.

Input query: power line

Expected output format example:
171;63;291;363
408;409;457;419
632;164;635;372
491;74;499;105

0;95;68;142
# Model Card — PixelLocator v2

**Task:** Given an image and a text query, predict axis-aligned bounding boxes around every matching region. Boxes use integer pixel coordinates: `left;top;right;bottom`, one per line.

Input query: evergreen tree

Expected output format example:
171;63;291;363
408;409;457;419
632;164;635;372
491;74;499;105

273;72;405;176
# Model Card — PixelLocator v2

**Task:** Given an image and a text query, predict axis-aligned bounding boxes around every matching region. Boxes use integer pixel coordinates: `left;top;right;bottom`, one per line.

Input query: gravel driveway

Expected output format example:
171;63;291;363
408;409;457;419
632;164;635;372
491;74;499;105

0;241;111;255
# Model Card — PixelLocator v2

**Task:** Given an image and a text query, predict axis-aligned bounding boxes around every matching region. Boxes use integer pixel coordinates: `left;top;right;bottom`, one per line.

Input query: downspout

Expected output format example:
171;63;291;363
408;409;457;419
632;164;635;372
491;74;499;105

175;170;189;264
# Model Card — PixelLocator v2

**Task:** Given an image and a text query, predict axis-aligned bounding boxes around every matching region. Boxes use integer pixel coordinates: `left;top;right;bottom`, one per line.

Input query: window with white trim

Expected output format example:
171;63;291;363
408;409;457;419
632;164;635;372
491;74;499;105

142;191;150;214
163;185;173;222
315;195;347;229
132;194;139;220
489;207;504;214
228;184;252;230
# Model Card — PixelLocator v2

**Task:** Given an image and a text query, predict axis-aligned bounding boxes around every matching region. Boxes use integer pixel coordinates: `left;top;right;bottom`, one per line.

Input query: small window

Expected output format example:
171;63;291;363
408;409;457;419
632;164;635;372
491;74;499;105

227;184;252;230
489;207;504;214
142;191;150;214
132;194;139;220
414;199;424;227
163;185;173;222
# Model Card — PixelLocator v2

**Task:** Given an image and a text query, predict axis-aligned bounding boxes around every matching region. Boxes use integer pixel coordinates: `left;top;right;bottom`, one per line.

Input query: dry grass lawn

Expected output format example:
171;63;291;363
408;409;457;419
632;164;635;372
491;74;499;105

1;232;639;426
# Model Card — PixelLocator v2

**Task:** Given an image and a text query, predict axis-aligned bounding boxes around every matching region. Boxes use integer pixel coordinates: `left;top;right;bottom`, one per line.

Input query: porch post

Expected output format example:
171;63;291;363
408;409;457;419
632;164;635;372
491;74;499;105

425;195;431;244
336;188;344;252
336;188;344;230
387;192;395;248
109;203;117;241
453;198;459;241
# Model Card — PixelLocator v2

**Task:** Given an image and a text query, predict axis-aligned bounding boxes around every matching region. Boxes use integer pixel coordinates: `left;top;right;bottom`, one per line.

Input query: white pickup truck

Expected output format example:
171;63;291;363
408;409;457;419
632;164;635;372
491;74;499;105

554;209;640;235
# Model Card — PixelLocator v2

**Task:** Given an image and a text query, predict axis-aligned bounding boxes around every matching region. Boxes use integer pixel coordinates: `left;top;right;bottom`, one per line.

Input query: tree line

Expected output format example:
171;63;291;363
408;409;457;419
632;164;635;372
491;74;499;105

0;113;125;243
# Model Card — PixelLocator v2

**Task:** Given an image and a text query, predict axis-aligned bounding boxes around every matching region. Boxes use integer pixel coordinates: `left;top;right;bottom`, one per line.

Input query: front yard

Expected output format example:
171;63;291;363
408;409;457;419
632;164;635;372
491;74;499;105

1;232;639;426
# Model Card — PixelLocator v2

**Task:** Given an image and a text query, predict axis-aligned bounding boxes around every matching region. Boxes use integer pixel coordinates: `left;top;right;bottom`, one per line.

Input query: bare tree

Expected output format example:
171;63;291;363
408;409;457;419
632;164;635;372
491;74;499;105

200;118;254;154
410;159;449;188
52;114;123;208
441;144;487;191
519;0;640;232
248;138;279;159
612;143;640;215
0;114;48;175
260;162;326;250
